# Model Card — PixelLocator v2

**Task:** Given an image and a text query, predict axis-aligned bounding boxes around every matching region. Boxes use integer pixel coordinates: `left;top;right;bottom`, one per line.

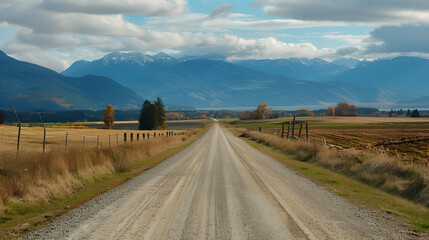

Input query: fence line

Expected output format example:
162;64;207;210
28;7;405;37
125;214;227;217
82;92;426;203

0;126;186;154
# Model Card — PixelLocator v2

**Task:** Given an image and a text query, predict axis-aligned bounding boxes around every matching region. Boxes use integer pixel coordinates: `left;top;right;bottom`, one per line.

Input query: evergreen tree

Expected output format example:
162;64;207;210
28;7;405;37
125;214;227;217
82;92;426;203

102;104;115;129
407;109;411;117
154;96;167;130
0;110;4;124
410;109;420;118
139;100;156;130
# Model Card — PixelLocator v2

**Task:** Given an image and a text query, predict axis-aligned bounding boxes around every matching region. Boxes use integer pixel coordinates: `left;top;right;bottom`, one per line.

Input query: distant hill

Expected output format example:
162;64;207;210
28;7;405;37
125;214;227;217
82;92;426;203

330;57;429;95
232;58;357;81
63;52;398;108
397;95;429;108
0;50;143;110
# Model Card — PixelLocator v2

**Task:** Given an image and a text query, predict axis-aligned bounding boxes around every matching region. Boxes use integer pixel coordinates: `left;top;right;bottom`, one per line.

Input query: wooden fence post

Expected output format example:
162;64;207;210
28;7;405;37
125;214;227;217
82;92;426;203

131;133;133;142
124;133;127;142
65;132;68;152
291;116;296;139
143;133;145;139
281;123;285;138
12;106;21;154
39;113;46;153
298;124;303;138
259;127;261;132
137;133;140;141
306;123;309;142
287;122;291;139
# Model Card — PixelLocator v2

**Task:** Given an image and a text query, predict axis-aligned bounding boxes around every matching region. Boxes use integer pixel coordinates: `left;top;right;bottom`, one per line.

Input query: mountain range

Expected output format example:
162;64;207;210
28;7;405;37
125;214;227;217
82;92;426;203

0;50;142;110
62;52;400;108
1;49;428;110
232;58;357;81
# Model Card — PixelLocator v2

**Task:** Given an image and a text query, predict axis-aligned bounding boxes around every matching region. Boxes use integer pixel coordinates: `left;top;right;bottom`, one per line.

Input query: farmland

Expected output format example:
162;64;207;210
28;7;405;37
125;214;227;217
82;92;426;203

77;119;208;130
0;119;209;237
227;116;429;164
0;120;208;153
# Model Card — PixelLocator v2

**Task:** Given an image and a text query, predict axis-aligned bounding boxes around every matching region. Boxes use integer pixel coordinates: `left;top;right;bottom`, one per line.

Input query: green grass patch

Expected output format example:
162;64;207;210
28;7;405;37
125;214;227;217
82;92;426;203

241;136;429;232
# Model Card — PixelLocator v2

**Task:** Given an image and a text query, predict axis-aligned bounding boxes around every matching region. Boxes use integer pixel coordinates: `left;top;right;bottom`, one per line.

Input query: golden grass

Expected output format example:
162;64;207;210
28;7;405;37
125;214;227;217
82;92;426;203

0;125;184;153
0;126;208;238
247;116;429;124
0;127;199;208
239;129;429;207
240;137;429;232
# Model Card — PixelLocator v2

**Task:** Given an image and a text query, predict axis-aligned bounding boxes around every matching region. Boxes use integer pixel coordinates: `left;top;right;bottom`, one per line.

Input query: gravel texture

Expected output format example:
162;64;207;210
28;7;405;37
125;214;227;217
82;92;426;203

27;123;421;239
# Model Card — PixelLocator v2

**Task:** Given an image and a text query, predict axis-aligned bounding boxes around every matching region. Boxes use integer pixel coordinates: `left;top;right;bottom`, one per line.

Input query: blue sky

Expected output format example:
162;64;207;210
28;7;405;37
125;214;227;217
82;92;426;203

1;0;429;71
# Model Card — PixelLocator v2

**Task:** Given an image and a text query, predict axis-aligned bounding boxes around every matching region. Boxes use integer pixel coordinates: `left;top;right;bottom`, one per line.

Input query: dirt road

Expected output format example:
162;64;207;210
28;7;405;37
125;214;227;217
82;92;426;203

28;123;418;239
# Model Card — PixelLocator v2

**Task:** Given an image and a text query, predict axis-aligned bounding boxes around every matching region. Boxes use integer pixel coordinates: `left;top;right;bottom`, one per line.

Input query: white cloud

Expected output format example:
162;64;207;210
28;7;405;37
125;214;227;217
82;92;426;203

4;0;427;72
3;30;339;71
41;0;187;16
0;2;143;36
207;3;234;20
262;0;429;24
146;13;345;32
177;34;335;60
4;42;69;72
322;34;368;45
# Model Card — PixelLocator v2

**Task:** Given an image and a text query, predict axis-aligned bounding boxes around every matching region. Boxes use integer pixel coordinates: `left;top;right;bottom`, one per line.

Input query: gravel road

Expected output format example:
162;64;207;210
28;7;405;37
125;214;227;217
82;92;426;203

27;123;420;239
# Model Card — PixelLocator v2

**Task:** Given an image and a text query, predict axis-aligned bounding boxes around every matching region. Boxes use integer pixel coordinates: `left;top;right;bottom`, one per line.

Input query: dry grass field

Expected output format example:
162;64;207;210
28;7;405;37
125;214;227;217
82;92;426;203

0;120;208;210
227;116;429;208
0;125;185;153
76;119;208;130
228;116;429;165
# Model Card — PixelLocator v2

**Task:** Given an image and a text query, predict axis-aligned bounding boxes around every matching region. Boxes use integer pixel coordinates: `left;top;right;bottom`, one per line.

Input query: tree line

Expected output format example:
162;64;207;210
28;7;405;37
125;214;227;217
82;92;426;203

100;97;167;130
0;109;4;124
138;97;167;130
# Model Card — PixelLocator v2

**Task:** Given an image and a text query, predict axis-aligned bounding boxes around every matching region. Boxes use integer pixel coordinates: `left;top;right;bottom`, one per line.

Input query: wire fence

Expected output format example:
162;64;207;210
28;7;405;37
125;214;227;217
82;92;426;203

0;125;184;154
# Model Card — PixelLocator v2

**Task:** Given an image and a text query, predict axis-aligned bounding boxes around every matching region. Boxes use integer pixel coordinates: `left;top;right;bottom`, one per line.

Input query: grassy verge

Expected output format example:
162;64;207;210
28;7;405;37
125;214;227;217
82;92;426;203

228;129;429;232
0;128;209;239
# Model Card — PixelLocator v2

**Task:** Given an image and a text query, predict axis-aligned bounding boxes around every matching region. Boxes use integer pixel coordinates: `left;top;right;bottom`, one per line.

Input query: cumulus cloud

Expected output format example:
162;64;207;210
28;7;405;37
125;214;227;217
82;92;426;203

41;0;187;16
322;34;368;45
336;46;361;56
2;0;406;72
366;24;429;53
4;30;338;71
207;4;234;20
0;2;143;36
262;0;429;24
147;13;344;32
3;42;69;71
177;35;335;60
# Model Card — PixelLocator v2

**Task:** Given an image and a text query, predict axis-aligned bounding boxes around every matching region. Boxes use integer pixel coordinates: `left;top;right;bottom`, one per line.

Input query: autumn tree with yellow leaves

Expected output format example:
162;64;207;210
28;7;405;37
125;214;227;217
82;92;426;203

252;103;273;119
102;104;115;129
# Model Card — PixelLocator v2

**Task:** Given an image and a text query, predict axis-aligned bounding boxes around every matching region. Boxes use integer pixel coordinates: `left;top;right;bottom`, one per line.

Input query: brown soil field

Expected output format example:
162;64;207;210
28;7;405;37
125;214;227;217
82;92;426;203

232;117;429;166
310;129;429;164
